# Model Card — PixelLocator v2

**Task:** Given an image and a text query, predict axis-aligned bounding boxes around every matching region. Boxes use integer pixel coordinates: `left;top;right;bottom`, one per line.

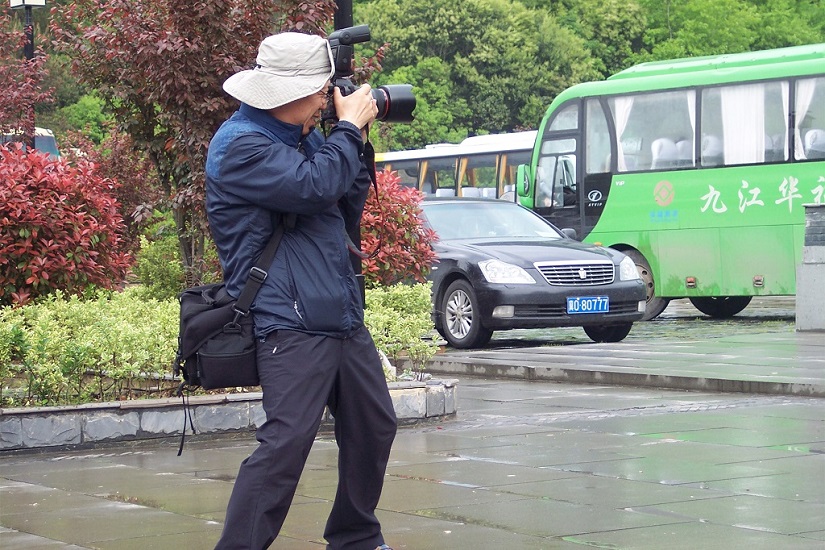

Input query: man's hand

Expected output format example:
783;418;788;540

334;85;378;135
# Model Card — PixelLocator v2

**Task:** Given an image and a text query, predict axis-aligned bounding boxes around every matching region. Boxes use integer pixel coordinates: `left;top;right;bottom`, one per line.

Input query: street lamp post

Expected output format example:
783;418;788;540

9;0;47;150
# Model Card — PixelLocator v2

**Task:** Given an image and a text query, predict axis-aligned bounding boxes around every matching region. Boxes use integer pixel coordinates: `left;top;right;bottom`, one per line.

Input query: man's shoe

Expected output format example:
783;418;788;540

375;545;393;550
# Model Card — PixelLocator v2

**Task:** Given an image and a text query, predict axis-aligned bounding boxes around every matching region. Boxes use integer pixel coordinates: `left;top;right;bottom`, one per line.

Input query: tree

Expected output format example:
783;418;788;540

371;57;470;150
0;12;52;141
357;0;599;141
51;0;338;285
749;0;825;51
633;0;824;62
564;0;647;77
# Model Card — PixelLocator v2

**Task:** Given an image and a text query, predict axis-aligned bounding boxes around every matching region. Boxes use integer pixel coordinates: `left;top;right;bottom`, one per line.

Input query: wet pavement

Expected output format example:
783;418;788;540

1;297;824;549
424;297;825;397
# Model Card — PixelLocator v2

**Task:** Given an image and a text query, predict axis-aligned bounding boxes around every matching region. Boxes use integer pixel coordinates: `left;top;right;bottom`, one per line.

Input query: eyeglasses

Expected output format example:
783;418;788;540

316;86;332;101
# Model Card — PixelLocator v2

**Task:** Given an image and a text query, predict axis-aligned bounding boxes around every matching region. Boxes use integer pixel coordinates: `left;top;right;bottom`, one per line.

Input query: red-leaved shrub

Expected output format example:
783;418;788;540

361;168;437;287
0;145;132;306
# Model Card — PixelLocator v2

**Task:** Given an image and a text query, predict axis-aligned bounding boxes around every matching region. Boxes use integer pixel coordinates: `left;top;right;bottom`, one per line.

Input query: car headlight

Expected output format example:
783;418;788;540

619;255;641;281
479;259;536;284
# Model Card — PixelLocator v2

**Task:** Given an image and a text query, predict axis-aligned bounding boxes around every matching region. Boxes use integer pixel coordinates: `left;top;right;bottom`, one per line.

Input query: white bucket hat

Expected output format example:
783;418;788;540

223;32;335;110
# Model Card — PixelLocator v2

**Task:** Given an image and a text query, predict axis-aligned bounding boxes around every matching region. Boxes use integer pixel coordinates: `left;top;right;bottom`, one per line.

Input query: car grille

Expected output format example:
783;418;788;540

533;260;615;286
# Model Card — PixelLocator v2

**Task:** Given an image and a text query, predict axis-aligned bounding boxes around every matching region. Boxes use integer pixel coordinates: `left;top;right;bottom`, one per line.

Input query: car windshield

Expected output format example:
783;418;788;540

421;201;563;240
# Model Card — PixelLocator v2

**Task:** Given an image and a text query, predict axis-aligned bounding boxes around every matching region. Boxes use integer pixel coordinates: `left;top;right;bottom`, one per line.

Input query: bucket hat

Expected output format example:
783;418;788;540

223;32;334;110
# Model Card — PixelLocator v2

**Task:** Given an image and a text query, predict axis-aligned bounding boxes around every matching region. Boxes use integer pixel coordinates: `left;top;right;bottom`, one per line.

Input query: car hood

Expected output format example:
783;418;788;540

435;238;620;267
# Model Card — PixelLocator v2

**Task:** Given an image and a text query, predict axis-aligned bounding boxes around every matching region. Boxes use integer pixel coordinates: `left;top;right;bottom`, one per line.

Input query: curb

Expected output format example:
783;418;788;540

408;357;825;397
0;379;459;452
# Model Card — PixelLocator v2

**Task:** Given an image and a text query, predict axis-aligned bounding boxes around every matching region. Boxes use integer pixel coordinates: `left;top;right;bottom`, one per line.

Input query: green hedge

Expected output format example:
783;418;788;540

0;283;437;407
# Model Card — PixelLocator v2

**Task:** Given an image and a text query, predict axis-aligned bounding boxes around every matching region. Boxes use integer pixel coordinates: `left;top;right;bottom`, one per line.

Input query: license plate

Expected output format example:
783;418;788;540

567;296;609;314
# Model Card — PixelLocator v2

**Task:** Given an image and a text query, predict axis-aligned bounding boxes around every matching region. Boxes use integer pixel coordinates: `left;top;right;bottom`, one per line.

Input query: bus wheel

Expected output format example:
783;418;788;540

689;296;752;318
624;249;669;321
441;280;493;349
583;323;633;343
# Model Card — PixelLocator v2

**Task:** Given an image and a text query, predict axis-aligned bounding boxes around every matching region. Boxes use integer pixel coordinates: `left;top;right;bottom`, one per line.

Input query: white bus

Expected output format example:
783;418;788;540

375;131;537;199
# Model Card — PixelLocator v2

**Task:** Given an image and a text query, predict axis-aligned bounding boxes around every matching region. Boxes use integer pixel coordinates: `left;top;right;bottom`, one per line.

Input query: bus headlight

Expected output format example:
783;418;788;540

479;260;536;284
619;256;641;281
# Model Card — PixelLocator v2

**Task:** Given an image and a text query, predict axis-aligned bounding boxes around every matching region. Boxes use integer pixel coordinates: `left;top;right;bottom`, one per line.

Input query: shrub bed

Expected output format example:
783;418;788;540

0;284;437;407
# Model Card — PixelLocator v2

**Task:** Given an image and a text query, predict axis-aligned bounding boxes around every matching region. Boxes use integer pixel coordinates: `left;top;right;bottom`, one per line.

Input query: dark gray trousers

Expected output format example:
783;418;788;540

214;327;397;550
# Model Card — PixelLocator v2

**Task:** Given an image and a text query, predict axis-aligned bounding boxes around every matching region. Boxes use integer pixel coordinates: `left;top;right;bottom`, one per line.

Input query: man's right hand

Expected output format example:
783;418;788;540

334;85;378;134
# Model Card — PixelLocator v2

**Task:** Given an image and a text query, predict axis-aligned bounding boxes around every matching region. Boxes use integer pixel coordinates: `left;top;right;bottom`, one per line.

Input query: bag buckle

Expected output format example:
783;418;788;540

249;267;268;284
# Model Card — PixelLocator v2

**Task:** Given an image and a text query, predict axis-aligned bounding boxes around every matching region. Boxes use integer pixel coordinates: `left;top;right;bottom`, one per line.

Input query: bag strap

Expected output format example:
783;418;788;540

233;213;296;317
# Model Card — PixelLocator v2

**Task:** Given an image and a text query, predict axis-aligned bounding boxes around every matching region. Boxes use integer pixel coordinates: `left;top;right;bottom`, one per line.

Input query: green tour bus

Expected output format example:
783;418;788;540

516;43;825;320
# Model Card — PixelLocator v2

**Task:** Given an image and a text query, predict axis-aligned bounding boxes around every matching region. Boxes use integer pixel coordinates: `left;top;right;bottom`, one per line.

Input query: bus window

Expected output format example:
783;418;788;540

501;150;532;196
536;156;559;207
795;76;825;160
548;104;578;131
459;153;497;196
426;156;458;196
702;81;788;166
536;139;576;208
387;159;421;190
585;99;611;174
558;155;577;206
610;89;695;171
764;81;789;162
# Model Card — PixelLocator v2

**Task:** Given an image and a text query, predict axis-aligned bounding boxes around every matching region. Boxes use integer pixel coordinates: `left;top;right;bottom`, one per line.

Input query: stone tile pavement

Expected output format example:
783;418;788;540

1;297;823;548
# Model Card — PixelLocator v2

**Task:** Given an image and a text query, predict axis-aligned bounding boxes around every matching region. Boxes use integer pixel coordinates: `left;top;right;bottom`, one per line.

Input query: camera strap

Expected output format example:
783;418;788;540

346;139;382;260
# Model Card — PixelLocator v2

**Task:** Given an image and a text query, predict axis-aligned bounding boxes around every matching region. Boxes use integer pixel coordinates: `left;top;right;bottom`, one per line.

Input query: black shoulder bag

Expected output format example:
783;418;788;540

173;215;294;393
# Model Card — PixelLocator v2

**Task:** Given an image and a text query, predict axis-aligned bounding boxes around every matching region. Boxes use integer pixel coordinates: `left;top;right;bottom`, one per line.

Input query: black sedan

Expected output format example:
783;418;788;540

420;198;647;349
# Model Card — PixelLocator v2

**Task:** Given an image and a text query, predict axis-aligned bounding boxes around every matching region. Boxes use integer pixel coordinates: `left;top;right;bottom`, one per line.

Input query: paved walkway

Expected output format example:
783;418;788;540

1;298;823;549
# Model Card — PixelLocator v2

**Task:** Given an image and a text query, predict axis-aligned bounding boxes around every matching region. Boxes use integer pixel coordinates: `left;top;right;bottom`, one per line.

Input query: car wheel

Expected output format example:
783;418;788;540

689;296;752;318
441;280;493;349
583;323;633;343
624;249;669;321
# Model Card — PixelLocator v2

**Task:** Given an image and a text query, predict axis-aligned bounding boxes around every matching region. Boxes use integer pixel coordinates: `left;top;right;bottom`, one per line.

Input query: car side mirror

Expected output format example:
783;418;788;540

561;227;578;240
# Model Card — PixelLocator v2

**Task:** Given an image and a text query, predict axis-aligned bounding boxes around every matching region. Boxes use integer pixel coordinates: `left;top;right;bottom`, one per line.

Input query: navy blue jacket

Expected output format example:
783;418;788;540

205;103;371;338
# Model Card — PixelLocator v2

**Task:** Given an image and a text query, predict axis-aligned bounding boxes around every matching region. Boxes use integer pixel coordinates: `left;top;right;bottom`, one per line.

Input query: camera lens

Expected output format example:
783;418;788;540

372;84;416;123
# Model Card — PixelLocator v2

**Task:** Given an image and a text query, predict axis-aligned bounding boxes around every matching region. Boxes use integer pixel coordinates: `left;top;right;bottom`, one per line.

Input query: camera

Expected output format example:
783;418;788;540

322;25;416;125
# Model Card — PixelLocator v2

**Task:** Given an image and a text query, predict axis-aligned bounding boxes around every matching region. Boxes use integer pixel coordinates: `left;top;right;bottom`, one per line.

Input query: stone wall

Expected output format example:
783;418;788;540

0;379;458;452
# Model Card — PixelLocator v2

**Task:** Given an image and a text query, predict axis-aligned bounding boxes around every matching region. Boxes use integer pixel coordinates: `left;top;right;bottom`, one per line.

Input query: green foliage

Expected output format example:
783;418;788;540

364;282;438;376
53;94;112;145
634;0;824;63
132;211;221;301
133;235;186;301
357;0;600;140
372;58;470;150
566;0;647;77
0;288;179;406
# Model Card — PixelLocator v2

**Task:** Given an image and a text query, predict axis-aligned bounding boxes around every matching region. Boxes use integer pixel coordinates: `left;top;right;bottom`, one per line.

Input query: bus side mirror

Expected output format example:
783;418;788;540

516;164;530;196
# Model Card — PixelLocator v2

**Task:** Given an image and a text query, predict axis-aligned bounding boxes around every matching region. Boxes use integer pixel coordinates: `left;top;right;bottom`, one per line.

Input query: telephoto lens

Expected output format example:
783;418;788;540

372;84;416;123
